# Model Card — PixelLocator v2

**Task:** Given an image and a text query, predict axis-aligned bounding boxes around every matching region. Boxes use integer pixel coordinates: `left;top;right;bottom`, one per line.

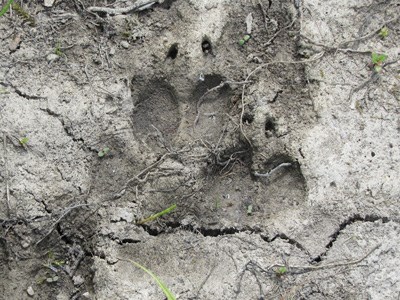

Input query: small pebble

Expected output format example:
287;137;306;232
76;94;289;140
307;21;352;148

82;292;91;299
47;53;59;62
44;0;55;7
120;41;129;49
253;56;263;64
109;47;116;56
106;256;118;265
27;286;34;297
73;275;85;286
21;241;30;249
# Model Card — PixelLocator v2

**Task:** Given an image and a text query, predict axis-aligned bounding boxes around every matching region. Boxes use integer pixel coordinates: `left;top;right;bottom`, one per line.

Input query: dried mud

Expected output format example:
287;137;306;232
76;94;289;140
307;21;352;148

0;0;399;299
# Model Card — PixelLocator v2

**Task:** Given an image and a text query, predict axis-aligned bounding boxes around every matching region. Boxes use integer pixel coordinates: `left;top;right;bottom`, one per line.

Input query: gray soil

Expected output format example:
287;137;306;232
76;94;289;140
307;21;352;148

1;0;399;299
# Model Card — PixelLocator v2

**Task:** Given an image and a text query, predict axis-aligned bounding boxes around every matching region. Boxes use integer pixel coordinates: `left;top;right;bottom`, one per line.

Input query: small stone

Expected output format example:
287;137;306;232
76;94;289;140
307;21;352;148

110;208;134;223
44;0;55;7
73;275;85;286
253;56;262;64
21;241;30;248
120;41;129;49
106;256;118;265
109;48;116;56
82;292;91;299
27;286;34;296
9;33;22;52
246;13;253;34
47;53;59;62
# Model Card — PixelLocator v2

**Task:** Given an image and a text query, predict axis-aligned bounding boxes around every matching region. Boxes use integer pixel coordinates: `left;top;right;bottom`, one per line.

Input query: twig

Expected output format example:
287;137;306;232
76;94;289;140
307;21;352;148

301;15;399;52
246;243;381;278
264;18;296;47
66;244;85;277
195;263;218;296
84;63;91;81
3;133;11;217
253;163;292;178
234;261;252;299
300;34;373;54
35;203;90;246
340;15;399;47
382;59;400;70
87;0;158;15
285;243;381;273
114;149;189;199
348;72;381;107
216;151;247;167
257;1;269;31
137;153;170;178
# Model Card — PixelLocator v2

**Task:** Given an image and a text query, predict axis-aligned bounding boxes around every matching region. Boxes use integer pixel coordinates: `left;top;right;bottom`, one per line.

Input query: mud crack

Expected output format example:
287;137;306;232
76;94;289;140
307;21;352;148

142;222;259;237
7;83;46;100
262;232;310;255
39;107;90;151
140;214;394;265
312;214;392;262
40;199;52;214
141;222;312;256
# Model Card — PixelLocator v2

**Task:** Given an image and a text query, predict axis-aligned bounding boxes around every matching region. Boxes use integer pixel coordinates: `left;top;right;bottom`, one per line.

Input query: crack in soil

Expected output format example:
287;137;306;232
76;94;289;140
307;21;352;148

40;107;87;144
56;223;75;246
262;232;310;255
137;213;396;264
312;214;393;262
118;238;141;245
40;199;52;214
142;222;309;247
143;222;259;237
141;222;313;257
7;83;46;100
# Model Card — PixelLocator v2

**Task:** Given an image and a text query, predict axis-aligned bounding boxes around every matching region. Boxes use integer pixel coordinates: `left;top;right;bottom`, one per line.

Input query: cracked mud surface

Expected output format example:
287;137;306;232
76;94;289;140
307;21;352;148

1;0;399;299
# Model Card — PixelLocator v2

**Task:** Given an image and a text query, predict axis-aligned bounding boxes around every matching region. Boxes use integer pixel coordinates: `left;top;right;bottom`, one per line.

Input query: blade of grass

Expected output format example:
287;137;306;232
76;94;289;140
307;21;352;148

137;204;177;225
0;0;14;17
120;258;176;300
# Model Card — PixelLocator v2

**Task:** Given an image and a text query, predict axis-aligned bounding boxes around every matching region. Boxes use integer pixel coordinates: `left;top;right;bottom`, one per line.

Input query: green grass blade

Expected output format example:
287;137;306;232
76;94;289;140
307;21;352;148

126;259;176;300
0;0;14;17
137;203;177;225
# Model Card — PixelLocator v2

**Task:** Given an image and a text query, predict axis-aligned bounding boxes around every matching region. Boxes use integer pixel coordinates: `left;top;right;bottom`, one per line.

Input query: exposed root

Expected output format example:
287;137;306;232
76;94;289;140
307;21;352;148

87;0;159;15
2;133;11;217
35;203;91;246
253;163;293;178
114;147;190;200
275;243;381;274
